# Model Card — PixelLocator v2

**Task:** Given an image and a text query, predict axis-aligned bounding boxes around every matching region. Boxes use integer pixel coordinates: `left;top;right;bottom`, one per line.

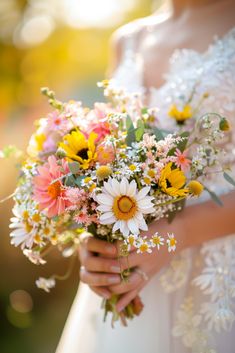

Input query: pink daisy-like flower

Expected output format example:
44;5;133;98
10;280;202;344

33;156;70;218
174;148;191;172
96;144;115;165
88;121;110;142
74;210;98;226
47;111;70;134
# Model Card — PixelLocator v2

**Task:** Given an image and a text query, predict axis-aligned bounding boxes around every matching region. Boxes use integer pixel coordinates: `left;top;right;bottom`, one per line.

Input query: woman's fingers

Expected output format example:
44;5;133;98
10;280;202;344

81;237;117;256
89;285;112;300
116;288;139;313
109;271;143;295
82;255;121;274
80;267;121;286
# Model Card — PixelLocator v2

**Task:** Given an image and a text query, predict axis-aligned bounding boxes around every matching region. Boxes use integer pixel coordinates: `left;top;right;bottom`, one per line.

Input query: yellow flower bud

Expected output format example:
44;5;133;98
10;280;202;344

219;117;230;132
96;166;112;180
188;180;204;196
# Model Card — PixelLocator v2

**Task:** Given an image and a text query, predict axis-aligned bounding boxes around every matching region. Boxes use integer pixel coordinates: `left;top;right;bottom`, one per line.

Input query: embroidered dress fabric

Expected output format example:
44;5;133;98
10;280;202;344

56;28;235;353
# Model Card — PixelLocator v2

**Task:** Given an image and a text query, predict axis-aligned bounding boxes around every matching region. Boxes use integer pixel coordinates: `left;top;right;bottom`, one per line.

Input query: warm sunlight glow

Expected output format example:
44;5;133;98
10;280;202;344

63;0;136;28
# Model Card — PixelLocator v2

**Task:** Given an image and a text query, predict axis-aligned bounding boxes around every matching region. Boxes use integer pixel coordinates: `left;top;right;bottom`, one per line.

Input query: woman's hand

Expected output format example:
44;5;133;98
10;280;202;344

78;216;185;308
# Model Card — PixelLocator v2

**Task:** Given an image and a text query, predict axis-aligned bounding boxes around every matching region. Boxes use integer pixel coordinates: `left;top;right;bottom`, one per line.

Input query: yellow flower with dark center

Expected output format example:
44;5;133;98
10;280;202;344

59;130;97;169
159;162;189;197
168;104;193;123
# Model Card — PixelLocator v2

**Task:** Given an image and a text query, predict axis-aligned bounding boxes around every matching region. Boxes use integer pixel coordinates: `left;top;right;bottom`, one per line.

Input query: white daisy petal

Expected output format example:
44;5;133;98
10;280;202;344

127;179;137;197
136;186;151;200
138;197;154;207
139;219;148;231
96;194;113;206
133;212;144;221
97;204;112;212
100;216;116;225
127;219;139;234
112;221;121;233
122;221;130;236
100;212;115;221
104;181;119;197
120;178;128;195
140;207;155;214
111;178;120;194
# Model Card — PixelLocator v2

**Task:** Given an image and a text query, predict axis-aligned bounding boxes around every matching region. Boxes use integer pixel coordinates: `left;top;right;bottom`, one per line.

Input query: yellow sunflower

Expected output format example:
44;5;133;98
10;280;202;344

59;130;97;169
159;162;189;197
168;104;193;123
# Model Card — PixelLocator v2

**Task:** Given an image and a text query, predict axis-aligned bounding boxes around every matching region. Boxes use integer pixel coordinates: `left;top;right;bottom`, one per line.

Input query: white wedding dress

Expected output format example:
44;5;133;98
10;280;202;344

56;27;235;353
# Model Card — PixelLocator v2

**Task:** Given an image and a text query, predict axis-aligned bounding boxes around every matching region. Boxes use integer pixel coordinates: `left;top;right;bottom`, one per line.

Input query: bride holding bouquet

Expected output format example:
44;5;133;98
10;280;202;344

13;0;235;352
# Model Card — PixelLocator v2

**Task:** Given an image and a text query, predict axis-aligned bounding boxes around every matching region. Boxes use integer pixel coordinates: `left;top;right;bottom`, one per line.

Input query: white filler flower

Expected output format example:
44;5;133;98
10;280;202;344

96;178;155;236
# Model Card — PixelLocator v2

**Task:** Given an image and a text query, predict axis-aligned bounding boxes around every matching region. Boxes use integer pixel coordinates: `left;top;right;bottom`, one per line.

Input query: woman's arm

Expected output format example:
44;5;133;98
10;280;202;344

165;189;235;251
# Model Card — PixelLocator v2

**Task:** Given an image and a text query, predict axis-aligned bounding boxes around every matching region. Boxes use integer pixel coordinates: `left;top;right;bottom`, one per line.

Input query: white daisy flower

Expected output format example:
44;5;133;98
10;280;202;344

35;277;56;292
23;249;46;265
150;232;165;250
136;238;152;254
166;232;177;252
96;177;155;236
9;206;35;249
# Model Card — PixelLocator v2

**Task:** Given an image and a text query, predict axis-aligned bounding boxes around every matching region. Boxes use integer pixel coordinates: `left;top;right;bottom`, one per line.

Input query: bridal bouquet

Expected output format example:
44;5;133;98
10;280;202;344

2;81;233;325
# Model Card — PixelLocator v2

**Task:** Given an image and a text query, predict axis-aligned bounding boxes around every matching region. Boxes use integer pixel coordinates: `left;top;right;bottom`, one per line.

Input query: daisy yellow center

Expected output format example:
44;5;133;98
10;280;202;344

47;181;61;199
113;196;137;220
32;213;41;223
152;236;161;245
25;222;33;233
139;243;148;252
169;238;176;247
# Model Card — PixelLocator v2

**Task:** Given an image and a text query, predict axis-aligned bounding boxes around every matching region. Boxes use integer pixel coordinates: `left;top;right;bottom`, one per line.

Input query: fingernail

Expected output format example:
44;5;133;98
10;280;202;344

106;245;116;254
108;276;120;284
110;265;120;273
103;292;111;299
117;305;124;313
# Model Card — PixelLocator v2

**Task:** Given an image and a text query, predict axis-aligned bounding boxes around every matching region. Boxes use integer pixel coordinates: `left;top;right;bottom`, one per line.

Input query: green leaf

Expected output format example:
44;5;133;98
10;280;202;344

167;131;190;156
65;175;76;187
125;116;136;146
204;186;223;207
176;131;190;152
74;175;85;187
135;119;145;142
152;127;164;141
126;115;134;130
223;172;235;187
68;162;80;174
141;107;148;115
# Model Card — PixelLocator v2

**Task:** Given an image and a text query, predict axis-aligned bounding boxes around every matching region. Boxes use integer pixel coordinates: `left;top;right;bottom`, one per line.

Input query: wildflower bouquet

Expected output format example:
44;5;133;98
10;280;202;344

3;81;233;326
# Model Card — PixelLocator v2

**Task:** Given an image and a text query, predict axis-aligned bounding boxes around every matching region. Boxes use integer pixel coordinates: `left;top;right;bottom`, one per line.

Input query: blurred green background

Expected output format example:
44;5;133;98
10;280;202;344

0;1;163;352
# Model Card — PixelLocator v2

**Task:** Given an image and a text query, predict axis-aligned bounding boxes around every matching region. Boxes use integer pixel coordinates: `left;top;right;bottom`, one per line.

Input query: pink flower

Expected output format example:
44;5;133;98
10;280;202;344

73;210;98;226
47;111;70;134
174;149;191;172
64;188;87;206
88;121;110;142
33;156;70;218
96;144;115;165
43;136;57;153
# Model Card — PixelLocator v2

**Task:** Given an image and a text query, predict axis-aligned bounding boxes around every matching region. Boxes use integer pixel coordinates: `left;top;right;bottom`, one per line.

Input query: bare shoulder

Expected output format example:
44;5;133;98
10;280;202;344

108;13;170;74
